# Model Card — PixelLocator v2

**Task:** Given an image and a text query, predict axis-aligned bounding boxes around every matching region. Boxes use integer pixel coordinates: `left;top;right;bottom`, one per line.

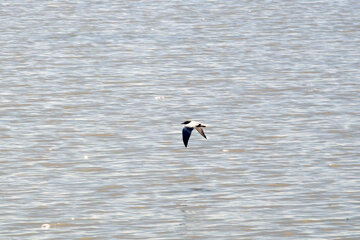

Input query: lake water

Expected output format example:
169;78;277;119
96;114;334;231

1;0;360;239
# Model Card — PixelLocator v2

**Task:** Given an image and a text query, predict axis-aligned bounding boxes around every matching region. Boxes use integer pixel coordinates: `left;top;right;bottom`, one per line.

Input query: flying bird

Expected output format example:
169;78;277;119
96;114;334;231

181;121;207;147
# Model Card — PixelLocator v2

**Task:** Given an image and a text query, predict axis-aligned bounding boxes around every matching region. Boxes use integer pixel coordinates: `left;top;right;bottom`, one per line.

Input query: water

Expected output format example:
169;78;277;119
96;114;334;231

1;0;360;239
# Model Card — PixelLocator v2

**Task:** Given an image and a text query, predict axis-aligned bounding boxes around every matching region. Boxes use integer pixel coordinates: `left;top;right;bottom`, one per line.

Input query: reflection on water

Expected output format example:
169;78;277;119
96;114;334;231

1;0;360;239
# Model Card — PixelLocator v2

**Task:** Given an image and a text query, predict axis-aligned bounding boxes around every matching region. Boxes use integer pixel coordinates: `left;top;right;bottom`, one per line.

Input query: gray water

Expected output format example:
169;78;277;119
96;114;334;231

1;0;360;239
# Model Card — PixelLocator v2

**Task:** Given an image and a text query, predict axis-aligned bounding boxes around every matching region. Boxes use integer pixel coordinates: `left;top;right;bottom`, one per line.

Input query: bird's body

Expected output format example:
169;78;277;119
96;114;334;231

182;121;207;147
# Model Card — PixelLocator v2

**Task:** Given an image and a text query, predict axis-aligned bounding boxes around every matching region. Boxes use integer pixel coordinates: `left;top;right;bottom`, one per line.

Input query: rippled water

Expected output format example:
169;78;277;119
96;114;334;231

1;0;360;239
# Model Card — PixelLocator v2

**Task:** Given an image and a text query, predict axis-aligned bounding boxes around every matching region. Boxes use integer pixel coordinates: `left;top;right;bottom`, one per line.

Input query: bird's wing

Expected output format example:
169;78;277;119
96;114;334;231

196;127;207;139
182;127;193;147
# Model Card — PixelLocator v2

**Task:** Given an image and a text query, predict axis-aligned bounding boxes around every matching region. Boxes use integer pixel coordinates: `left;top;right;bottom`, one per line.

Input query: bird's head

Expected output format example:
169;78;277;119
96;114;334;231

182;121;191;124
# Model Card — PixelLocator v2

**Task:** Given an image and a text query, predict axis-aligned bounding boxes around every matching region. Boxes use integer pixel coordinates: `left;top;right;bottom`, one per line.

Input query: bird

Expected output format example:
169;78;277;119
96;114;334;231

181;120;207;147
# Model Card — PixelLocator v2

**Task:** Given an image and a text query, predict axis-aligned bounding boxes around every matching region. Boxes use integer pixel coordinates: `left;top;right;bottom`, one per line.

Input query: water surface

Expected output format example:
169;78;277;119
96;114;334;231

1;0;360;239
